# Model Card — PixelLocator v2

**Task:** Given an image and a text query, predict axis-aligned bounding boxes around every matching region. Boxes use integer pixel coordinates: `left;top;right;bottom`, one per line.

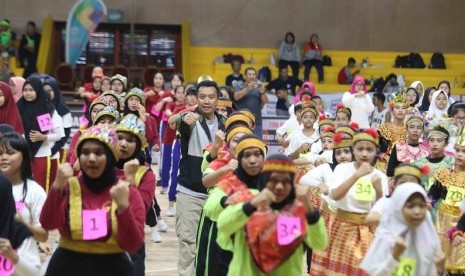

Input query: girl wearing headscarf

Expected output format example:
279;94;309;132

289;81;316;116
217;154;327;275
198;134;264;276
425;90;450;126
123;87;160;160
300;126;354;275
419;86;436;113
438;80;455;106
65;96;109;173
0;132;48;276
0;81;24;134
115;114;156;276
40;126;146;276
428;127;465;274
16;76;65;191
341;76;374;128
386;111;430;177
101;90;122;112
410;80;424;108
0;173;32;275
360;183;445;276
44;76;72;182
326;129;389;275
9;76;25;103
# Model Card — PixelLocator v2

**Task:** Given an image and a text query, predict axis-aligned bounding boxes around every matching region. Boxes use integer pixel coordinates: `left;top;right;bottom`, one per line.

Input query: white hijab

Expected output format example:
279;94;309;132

360;183;441;276
428;90;449;120
410;81;424;108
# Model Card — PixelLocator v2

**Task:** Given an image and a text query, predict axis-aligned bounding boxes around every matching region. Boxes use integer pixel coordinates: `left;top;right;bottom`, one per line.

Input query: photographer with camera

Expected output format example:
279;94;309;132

234;67;268;137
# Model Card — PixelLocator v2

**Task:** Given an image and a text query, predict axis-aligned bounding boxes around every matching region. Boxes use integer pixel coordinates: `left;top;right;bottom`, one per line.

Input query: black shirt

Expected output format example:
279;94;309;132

266;76;303;96
225;74;245;87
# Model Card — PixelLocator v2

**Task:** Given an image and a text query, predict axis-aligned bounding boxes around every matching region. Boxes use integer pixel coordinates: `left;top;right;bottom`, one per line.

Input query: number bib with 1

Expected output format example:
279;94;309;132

353;177;374;201
82;209;108;240
276;215;302;245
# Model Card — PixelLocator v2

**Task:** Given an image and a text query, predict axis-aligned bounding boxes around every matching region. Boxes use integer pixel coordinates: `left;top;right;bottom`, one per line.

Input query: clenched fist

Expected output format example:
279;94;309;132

355;162;373;178
251;188;276;208
110;181;130;213
225;159;238;172
124;159;140;184
53;163;74;193
183;112;200;126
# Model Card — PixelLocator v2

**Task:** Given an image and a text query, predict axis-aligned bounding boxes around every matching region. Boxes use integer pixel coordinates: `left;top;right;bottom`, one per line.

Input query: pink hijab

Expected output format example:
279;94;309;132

349;76;367;94
293;81;316;104
9;76;25;102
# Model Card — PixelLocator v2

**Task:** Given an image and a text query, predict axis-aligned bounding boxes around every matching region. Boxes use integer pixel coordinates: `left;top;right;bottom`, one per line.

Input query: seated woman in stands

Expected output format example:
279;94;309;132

303;34;324;83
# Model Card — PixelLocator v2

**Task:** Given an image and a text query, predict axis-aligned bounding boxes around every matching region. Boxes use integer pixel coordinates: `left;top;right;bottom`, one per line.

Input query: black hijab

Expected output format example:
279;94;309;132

77;140;117;192
233;134;265;189
16;76;56;156
44;76;71;117
419;86;436;113
0;173;31;249
257;154;296;210
115;134;146;169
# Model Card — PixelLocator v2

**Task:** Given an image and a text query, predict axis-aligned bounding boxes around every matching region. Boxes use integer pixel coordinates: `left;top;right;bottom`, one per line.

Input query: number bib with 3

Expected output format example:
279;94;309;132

392;256;415;276
445;185;465;207
82;209;108;240
276;215;302;245
353;178;374;201
0;254;15;276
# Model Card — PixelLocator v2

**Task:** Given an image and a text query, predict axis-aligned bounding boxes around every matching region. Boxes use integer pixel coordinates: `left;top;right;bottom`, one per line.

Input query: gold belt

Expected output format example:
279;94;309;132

59;237;123;254
336;209;367;225
321;200;336;216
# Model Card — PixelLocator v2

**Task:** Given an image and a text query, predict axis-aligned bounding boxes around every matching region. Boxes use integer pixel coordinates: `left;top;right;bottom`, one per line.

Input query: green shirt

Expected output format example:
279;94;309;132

412;156;454;191
217;203;327;276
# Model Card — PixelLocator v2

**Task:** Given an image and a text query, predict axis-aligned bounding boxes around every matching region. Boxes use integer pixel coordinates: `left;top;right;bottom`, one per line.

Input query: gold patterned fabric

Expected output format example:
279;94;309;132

378;123;407;153
310;201;336;276
435;168;465;273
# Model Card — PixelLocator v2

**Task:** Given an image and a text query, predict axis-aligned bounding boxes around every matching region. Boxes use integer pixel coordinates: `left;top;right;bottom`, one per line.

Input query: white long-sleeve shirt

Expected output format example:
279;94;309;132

35;112;65;158
342;92;374;129
330;162;388;213
300;163;336;209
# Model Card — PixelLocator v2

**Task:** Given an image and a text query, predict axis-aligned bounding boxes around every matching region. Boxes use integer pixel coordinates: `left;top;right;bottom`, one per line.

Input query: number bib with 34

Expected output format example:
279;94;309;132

353;178;374;201
445;185;465;207
392;256;415;276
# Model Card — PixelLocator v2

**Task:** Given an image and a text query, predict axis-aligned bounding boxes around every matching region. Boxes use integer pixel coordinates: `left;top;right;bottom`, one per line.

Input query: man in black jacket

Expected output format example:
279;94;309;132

175;76;225;275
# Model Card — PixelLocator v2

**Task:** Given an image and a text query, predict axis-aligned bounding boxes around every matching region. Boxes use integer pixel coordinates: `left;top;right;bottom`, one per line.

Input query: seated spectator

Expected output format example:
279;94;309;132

225;59;245;90
276;87;290;117
303;34;324;83
0;19;16;56
338;57;360;84
278;32;301;78
266;66;302;96
18;21;40;78
382;73;399;94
